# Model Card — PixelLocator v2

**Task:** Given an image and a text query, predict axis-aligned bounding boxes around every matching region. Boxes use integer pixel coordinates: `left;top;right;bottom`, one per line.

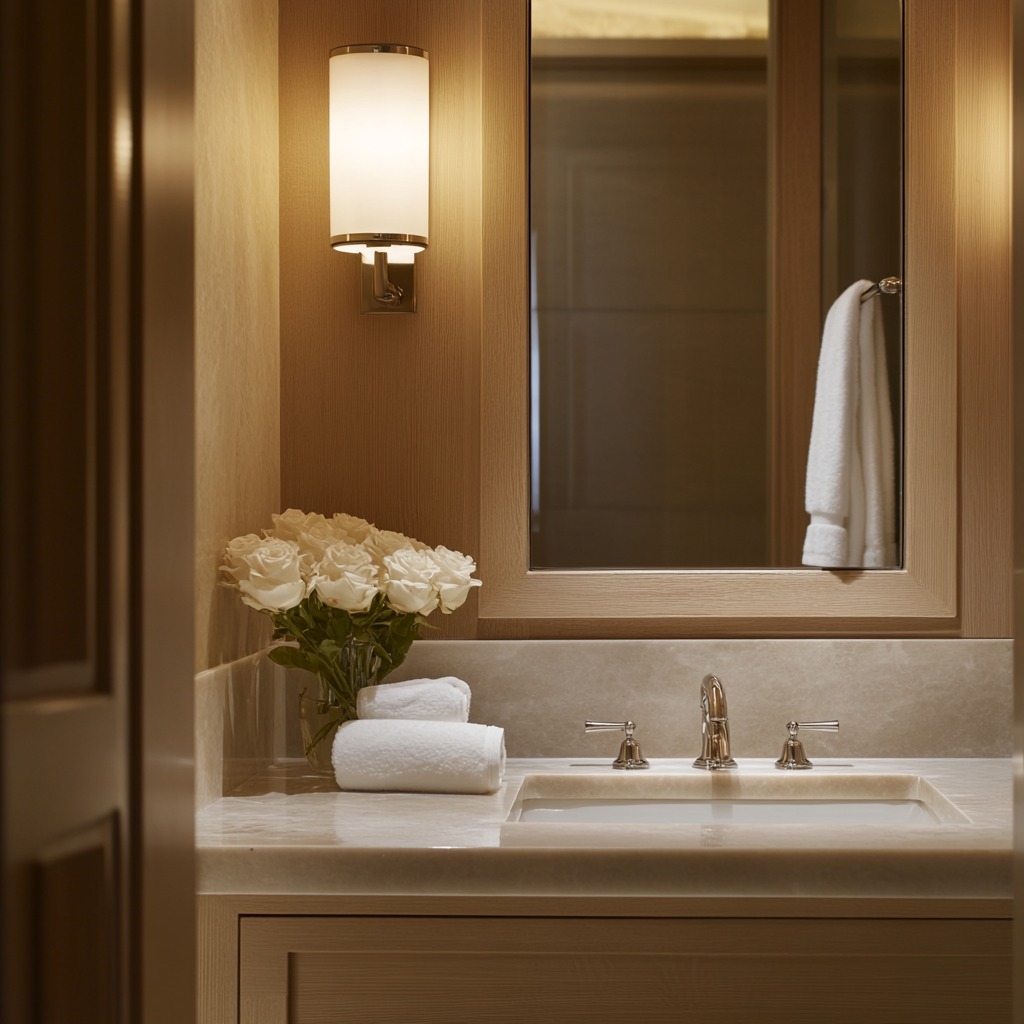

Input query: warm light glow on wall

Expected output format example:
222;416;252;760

329;44;429;313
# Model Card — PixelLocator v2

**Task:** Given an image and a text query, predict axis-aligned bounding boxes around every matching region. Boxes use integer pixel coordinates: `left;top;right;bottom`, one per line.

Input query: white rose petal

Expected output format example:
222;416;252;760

428;545;482;612
331;512;374;545
383;548;441;614
316;571;378;612
297;517;347;561
368;528;429;562
221;533;264;582
320;540;375;572
431;545;477;578
315;541;380;611
238;577;307;612
270;508;323;542
384;579;439;615
437;579;481;613
242;537;305;583
383;548;440;582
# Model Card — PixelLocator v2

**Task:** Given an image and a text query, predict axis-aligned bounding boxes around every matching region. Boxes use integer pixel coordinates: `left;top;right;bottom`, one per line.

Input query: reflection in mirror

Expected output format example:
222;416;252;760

529;0;901;571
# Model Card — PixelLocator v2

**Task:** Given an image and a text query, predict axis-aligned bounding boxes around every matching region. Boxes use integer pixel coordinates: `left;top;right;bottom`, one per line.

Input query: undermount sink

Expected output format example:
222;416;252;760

506;772;970;827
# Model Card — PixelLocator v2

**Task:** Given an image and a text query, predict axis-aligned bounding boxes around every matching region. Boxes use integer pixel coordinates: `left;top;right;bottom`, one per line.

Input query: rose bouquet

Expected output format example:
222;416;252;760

221;509;481;766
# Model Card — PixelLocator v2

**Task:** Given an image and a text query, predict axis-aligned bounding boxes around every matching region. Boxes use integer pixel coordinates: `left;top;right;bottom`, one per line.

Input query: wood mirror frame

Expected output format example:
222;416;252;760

478;0;1011;639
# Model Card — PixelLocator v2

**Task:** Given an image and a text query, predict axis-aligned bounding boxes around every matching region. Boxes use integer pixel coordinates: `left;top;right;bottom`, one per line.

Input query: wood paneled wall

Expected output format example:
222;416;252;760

274;0;1010;643
194;0;281;671
278;1;484;639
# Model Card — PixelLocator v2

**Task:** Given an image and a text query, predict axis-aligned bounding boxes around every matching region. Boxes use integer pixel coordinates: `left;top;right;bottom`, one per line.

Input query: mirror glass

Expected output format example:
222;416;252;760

529;0;902;570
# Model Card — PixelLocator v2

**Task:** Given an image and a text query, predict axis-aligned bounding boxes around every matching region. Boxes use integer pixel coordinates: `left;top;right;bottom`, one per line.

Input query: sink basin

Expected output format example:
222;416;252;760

507;772;970;827
517;796;936;825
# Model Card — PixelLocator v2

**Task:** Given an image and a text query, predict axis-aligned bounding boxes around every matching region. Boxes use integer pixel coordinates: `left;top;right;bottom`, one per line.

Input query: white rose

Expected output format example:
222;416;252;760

383;548;440;615
331;512;374;545
221;533;264;582
430;545;482;612
239;578;306;613
270;508;323;542
236;537;308;612
314;542;380;612
296;517;347;562
367;527;428;564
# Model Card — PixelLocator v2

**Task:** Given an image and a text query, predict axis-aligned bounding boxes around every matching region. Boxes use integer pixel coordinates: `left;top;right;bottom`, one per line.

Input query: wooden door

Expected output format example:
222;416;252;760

1;0;196;1021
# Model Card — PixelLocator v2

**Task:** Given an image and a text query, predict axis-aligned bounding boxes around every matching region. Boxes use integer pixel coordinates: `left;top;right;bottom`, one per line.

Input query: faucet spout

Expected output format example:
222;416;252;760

693;674;737;770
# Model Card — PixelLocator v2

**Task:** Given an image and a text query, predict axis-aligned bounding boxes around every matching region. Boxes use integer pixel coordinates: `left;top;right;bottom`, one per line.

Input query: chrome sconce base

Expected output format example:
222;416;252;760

332;234;425;315
361;253;417;314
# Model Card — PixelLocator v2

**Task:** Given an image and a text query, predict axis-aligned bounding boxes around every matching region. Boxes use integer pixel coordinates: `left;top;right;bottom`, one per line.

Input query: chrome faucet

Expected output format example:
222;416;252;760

693;674;737;770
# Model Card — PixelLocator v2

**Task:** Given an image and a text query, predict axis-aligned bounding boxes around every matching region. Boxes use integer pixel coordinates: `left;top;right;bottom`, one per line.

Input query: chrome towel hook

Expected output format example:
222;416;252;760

859;275;903;303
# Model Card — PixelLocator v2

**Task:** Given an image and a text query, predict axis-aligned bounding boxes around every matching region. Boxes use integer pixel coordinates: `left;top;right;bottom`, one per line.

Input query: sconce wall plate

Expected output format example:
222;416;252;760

361;256;417;314
329;43;429;315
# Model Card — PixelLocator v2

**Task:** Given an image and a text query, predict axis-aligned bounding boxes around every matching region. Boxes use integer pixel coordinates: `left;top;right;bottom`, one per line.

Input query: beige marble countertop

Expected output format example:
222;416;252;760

196;757;1011;900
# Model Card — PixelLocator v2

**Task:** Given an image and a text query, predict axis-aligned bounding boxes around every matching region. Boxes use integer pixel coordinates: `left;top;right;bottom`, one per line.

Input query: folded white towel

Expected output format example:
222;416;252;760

332;719;505;794
356;676;471;722
802;280;896;568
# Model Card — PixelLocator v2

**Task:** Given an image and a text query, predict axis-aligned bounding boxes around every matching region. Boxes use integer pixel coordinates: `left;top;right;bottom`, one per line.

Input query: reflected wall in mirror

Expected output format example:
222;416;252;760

529;0;902;570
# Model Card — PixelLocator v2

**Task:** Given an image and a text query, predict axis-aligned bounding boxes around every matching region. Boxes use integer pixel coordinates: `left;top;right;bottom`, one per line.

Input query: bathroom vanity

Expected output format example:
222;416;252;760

188;0;1018;1017
197;757;1011;1022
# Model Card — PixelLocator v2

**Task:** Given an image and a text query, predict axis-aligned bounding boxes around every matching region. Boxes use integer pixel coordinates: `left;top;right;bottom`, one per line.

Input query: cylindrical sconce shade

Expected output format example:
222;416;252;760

329;44;429;265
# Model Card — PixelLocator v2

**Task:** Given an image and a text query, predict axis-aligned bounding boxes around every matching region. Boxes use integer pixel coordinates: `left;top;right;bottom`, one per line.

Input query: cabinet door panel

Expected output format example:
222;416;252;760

239;916;1011;1024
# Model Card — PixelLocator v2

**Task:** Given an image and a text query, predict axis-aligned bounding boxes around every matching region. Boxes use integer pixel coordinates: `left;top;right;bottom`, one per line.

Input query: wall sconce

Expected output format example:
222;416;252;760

329;43;429;314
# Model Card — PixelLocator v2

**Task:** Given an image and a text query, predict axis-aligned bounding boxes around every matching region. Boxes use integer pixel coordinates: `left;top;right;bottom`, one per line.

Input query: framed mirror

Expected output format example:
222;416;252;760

529;0;903;572
478;0;1010;638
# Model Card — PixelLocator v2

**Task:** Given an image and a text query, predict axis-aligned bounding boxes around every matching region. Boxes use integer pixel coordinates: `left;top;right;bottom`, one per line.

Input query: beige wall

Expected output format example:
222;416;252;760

194;0;281;672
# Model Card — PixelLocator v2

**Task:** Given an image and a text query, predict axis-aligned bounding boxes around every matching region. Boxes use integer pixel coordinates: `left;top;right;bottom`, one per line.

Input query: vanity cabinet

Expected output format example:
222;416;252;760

200;895;1011;1023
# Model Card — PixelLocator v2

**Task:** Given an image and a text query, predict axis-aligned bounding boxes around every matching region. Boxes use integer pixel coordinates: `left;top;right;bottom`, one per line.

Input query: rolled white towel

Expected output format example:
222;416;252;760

332;719;505;795
356;676;471;722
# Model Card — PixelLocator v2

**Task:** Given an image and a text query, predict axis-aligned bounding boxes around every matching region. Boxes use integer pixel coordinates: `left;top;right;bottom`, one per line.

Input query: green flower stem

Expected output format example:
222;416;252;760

265;592;428;756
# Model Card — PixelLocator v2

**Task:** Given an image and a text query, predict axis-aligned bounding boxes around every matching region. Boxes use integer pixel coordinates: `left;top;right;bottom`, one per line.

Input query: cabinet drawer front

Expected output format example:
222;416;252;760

238;916;1011;1024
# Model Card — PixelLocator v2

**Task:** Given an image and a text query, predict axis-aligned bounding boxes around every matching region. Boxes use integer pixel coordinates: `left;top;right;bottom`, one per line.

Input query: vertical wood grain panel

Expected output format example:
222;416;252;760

901;1;959;609
278;1;483;638
198;895;243;1024
479;0;530;638
955;0;1013;636
194;0;280;672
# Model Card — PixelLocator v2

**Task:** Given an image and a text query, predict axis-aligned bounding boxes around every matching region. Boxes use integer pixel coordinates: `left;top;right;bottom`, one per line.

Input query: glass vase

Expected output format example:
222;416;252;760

297;637;382;773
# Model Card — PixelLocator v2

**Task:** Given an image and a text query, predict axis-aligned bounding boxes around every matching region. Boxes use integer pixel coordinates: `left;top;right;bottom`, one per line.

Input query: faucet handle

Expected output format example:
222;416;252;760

775;719;839;770
584;720;650;770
